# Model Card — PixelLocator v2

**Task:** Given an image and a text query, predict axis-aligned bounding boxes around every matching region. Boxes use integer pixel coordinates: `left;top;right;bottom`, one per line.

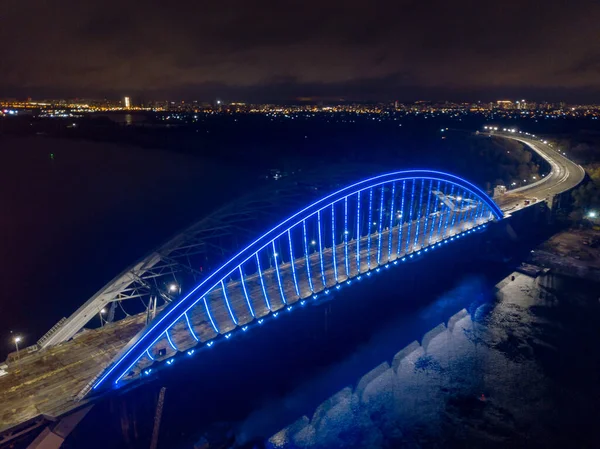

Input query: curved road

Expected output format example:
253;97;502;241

487;131;585;214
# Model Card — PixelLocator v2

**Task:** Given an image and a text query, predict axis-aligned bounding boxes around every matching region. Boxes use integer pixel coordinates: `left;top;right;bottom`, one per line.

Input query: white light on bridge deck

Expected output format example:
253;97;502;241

588;211;597;218
100;308;107;314
168;283;179;293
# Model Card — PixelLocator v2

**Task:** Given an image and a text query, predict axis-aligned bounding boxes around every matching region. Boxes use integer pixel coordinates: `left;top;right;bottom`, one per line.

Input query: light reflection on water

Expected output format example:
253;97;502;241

234;272;600;448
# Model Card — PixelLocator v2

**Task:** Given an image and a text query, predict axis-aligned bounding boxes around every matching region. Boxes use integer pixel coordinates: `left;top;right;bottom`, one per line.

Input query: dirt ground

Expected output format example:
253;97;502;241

528;228;600;281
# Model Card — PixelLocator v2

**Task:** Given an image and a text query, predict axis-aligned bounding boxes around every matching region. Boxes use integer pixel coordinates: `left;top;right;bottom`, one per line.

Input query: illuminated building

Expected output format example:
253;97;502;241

496;100;514;110
124;96;131;109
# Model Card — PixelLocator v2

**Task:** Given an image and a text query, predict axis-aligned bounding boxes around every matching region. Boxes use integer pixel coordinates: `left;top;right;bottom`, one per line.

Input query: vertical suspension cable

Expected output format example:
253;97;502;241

238;266;255;318
377;185;385;265
221;280;238;325
331;203;338;283
442;184;456;238
422;180;433;247
165;330;178;351
397;180;406;256
317;210;326;287
466;193;478;227
413;178;426;249
302;220;314;292
356;190;361;273
272;241;287;305
387;181;396;261
449;188;463;233
255;252;272;311
203;296;219;333
367;188;373;269
287;229;300;297
405;179;416;254
344;196;349;276
184;313;199;342
436;182;448;240
456;191;472;229
429;180;441;244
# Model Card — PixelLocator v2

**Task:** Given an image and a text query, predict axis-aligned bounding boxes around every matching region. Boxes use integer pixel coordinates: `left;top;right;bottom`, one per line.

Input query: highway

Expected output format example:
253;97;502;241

489;131;585;213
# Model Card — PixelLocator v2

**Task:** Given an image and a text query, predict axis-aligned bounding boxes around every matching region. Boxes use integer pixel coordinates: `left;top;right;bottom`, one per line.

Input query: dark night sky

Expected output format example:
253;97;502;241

1;0;600;102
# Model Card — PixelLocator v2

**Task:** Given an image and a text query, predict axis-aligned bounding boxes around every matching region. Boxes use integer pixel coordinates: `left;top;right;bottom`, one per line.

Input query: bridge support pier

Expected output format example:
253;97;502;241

27;406;92;449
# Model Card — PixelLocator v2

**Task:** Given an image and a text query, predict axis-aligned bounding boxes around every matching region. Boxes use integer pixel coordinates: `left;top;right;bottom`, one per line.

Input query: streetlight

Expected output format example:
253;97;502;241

588;211;597;219
13;336;21;363
168;283;179;293
99;308;107;327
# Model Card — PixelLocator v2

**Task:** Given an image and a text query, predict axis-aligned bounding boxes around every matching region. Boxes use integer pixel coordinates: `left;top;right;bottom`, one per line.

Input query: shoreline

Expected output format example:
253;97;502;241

526;228;600;282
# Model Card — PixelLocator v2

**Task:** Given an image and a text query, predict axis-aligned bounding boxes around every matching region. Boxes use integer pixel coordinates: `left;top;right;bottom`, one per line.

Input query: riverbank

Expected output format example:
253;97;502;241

527;228;600;282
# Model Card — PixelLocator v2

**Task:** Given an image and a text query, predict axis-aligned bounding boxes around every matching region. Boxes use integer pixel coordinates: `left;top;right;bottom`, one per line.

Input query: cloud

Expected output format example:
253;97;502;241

1;0;600;100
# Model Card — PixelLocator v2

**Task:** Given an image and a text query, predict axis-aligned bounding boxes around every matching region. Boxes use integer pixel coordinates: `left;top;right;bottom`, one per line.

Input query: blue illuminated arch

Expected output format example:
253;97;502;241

93;170;502;390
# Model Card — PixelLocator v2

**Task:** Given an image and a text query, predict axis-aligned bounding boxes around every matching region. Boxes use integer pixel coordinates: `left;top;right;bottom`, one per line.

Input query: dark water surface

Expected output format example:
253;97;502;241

0;136;248;356
68;237;600;449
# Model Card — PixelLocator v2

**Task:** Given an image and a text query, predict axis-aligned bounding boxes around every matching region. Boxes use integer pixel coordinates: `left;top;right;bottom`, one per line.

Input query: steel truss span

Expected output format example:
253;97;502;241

92;170;502;392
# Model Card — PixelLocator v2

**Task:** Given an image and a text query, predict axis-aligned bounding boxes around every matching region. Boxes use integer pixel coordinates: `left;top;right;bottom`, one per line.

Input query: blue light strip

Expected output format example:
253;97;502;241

344;196;349;276
165;330;178;351
405;179;416;254
429;180;441;244
184;312;199;342
238;266;255;318
473;201;483;223
220;280;238;325
456;191;471;228
397;180;406;256
303;220;314;292
255;252;272;311
413;179;425;249
443;184;456;238
287;229;300;297
476;201;486;221
467;196;478;226
377;185;385;265
387;182;396;261
450;189;463;231
146;349;155;361
356;190;361;273
95;170;503;389
436;182;448;240
317;210;326;287
331;203;338;283
367;188;373;269
203;297;219;333
272;241;287;305
422;180;433;247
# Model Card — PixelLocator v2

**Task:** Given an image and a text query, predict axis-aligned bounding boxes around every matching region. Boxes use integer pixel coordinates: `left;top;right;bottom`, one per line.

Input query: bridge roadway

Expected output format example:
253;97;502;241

487;132;585;213
0;132;585;437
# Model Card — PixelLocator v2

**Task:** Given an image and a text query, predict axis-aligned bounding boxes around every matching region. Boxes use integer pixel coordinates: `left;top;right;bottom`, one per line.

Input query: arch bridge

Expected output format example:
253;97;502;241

91;169;502;392
0;169;503;440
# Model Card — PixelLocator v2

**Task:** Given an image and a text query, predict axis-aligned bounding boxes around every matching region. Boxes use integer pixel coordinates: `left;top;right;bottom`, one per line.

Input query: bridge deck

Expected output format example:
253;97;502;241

0;205;490;430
